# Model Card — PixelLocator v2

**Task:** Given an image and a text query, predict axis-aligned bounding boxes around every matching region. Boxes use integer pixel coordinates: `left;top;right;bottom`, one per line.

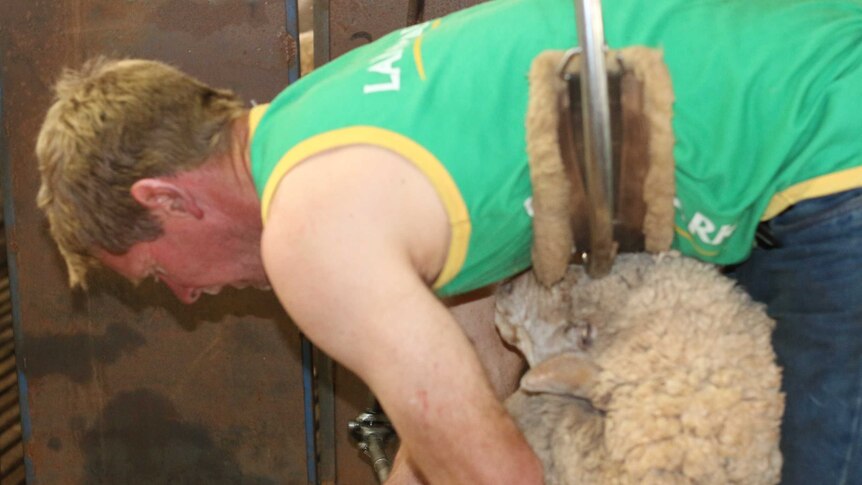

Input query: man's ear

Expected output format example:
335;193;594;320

130;178;204;219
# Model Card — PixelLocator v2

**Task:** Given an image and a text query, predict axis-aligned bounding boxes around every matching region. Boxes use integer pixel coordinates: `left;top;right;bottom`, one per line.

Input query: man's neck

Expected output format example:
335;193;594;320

198;110;264;230
230;110;255;191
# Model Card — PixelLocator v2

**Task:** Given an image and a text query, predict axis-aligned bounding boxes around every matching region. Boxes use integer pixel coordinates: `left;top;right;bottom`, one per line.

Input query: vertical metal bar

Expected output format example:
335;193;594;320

301;336;318;485
315;348;336;485
574;0;614;275
313;0;331;68
286;0;302;84
309;3;337;483
0;60;34;485
285;0;319;480
406;0;425;25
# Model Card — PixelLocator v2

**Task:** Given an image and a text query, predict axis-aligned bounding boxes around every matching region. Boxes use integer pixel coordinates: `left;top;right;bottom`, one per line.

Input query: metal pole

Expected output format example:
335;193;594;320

285;0;302;84
315;347;336;485
313;0;331;69
574;0;615;275
282;3;320;482
300;336;318;485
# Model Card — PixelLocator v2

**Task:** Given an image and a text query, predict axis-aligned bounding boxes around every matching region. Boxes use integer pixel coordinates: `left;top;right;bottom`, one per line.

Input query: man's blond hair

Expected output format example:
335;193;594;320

36;58;245;287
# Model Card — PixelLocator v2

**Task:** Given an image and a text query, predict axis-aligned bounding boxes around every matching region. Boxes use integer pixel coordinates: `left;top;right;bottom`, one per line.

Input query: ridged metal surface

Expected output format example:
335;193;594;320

0;218;25;484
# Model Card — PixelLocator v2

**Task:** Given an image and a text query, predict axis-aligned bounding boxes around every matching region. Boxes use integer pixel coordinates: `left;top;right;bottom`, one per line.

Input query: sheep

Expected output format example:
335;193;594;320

496;252;784;485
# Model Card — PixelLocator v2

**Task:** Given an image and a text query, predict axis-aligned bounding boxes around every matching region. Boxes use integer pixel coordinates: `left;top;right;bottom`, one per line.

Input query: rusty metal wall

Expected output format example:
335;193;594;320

0;214;25;484
422;0;486;19
0;1;309;483
326;0;485;59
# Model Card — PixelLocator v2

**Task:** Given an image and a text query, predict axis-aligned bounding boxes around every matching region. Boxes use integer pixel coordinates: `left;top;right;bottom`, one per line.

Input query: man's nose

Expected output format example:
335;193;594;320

163;280;200;304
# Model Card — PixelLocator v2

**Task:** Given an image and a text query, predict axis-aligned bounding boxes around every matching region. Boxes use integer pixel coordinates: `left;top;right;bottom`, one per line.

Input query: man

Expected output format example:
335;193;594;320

36;0;862;483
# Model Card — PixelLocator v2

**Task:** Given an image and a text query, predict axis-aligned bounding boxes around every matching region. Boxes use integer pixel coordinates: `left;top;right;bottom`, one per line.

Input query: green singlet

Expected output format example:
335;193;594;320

250;0;862;297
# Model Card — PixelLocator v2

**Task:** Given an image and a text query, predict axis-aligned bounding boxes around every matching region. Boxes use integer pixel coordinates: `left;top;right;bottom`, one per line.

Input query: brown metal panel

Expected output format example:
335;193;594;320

423;0;486;19
0;264;24;484
325;0;488;62
0;0;309;483
328;0;410;59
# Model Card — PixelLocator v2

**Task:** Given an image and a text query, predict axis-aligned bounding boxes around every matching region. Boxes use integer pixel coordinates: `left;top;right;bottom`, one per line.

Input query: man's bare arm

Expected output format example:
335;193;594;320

260;146;543;484
386;291;527;485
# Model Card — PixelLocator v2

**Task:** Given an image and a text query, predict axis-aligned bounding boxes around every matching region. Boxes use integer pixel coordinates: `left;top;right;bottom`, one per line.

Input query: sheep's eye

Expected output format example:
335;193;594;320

579;323;593;349
565;321;594;350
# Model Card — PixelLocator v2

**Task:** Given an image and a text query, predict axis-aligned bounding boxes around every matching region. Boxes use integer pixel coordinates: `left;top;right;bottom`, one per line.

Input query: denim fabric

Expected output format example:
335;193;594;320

729;188;862;485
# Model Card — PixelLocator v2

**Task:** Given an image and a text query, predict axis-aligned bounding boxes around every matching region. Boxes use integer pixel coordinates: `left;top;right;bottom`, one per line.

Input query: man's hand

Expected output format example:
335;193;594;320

261;145;543;484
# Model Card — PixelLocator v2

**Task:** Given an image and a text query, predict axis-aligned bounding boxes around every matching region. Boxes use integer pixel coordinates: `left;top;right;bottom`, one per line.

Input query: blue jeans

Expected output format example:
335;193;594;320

728;188;862;485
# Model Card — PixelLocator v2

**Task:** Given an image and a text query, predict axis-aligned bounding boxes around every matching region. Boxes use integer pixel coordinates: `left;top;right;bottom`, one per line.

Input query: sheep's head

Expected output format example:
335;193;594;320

495;270;594;368
496;253;653;403
497;253;657;356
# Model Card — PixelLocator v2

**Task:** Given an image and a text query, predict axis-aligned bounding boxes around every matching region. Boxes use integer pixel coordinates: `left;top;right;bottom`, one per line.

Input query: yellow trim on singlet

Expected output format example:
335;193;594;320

762;165;862;220
248;104;269;140
673;225;721;257
413;19;442;81
260;126;472;290
414;36;427;81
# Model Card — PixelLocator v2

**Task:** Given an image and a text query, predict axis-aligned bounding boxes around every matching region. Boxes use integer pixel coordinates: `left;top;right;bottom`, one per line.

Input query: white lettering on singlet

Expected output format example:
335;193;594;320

687;212;737;245
675;198;738;247
363;51;403;94
363;23;430;94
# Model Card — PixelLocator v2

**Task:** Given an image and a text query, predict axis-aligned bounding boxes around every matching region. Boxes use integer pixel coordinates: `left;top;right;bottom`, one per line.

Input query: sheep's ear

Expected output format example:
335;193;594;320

520;353;600;399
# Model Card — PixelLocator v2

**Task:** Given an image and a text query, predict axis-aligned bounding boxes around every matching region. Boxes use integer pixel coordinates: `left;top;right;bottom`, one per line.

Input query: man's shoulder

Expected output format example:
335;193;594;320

261;144;451;284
